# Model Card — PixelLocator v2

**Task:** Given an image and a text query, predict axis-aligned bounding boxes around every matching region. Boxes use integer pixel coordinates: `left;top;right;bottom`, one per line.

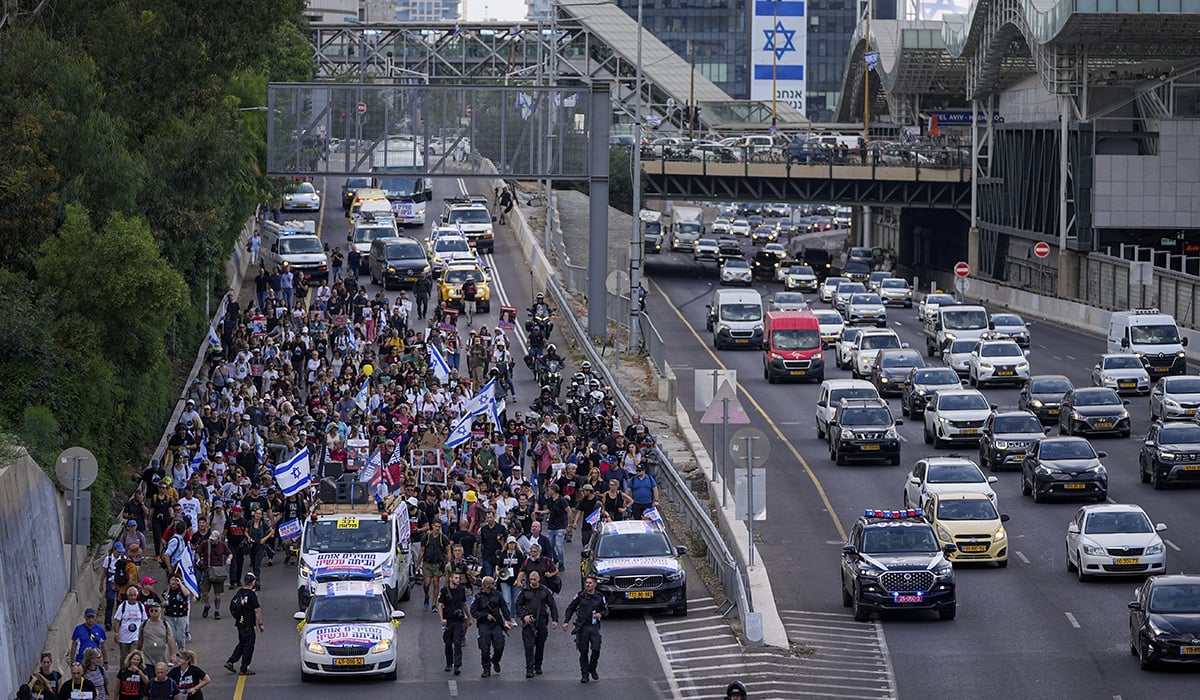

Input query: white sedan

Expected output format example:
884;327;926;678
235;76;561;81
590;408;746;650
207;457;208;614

729;219;752;237
297;581;404;681
283;182;322;211
1091;353;1151;394
903;456;998;511
1066;504;1167;581
720;259;753;286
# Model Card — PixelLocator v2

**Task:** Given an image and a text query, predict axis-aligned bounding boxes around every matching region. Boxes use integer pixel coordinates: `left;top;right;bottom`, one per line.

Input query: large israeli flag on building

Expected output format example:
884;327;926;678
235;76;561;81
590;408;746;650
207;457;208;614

750;1;807;114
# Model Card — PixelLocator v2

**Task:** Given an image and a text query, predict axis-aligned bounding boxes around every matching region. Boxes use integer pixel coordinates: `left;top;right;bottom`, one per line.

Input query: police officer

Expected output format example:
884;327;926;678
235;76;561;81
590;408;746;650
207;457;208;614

413;271;432;319
515;570;558;678
470;576;512;678
563;574;609;683
437;572;471;675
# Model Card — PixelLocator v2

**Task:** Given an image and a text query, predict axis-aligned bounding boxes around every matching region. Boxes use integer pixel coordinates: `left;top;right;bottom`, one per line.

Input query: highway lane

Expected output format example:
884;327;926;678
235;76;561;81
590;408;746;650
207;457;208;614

177;176;676;699
645;241;1200;699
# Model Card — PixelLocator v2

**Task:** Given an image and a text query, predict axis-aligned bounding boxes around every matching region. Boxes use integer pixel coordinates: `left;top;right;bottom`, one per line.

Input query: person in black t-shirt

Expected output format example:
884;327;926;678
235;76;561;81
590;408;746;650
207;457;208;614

113;651;148;700
224;575;263;675
421;521;451;610
169;650;210;700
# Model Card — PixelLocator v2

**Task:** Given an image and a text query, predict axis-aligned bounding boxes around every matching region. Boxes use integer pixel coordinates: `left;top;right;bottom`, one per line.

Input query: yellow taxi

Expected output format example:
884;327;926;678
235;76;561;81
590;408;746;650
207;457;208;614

347;188;388;219
438;263;491;312
925;491;1009;567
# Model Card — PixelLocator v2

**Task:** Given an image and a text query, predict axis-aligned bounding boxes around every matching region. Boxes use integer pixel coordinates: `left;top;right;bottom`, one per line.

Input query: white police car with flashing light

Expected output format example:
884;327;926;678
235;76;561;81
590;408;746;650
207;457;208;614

296;581;405;681
580;519;688;616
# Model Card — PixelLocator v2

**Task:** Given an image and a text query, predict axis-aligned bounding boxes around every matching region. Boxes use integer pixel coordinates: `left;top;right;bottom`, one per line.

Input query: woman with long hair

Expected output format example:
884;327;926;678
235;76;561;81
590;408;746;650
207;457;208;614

81;648;109;700
113;650;148;700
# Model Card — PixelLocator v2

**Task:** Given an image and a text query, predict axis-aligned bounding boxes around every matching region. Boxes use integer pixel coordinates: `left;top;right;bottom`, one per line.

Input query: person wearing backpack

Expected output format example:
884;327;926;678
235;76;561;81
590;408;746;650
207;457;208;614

99;542;125;631
224;574;263;676
143;663;177;700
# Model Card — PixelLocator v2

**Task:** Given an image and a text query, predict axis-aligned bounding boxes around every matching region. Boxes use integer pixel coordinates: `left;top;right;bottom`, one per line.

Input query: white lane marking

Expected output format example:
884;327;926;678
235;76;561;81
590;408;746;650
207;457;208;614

1052;356;1061;361
1164;538;1181;552
448;680;458;696
873;620;899;700
1064;612;1081;629
644;615;684;700
1106;497;1116;504
1066;355;1076;360
658;623;732;636
1015;551;1031;564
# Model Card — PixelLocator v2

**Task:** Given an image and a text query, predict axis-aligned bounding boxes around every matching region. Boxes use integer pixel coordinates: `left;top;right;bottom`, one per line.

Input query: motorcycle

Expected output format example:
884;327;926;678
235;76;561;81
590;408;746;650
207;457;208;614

537;356;565;398
526;302;555;335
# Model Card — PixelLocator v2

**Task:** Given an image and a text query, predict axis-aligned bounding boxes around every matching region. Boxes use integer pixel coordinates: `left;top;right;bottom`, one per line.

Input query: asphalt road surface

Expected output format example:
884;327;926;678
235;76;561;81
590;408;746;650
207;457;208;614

644;237;1200;700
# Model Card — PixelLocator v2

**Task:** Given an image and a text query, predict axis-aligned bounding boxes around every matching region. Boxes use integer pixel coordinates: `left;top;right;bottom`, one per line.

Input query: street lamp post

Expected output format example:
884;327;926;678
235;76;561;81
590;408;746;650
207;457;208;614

629;0;645;353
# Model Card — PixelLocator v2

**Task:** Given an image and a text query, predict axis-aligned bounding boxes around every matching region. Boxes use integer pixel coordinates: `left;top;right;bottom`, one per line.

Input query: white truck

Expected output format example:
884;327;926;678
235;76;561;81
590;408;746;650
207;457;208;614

670;206;704;252
296;497;415;609
641;210;664;254
1107;308;1188;376
924;304;990;357
261;220;330;283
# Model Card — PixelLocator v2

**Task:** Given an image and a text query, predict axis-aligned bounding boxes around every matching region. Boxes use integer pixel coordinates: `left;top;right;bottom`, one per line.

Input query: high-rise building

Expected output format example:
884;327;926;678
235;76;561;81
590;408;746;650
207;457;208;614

395;0;460;21
805;0;858;122
305;0;359;23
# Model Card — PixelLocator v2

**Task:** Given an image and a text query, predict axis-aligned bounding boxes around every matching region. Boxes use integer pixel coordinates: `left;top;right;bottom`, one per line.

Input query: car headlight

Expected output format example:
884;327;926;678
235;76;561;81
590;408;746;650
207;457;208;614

1178;351;1187;358
388;266;396;273
944;332;957;341
916;389;928;396
1071;411;1084;420
1159;452;1177;461
994;527;1006;542
369;639;392;654
880;377;889;383
994;440;1008;449
1035;465;1054;476
718;324;730;333
840;428;855;439
1102;376;1117;385
936;525;954;543
307;642;327;655
933;562;954;577
1165;399;1181;408
1145;543;1165;555
1118;409;1129;419
771;352;784;360
938;416;951;424
884;429;899;439
665;570;685;582
1017;362;1029;370
1086;465;1106;474
857;565;882;579
1030;399;1044;408
300;563;313;579
979;362;994;370
1082;543;1105;556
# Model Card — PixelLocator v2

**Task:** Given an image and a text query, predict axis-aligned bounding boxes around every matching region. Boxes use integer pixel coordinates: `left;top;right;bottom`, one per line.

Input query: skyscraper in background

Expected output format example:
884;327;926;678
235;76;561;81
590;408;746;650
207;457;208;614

394;0;461;21
804;0;858;122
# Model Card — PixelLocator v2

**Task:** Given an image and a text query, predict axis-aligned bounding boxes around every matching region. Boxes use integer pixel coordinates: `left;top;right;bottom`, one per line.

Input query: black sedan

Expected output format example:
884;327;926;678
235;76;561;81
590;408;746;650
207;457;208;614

1129;575;1200;670
1018;374;1073;424
900;367;962;419
869;348;925;397
1139;421;1200;489
1058;387;1131;438
979;410;1048;472
1021;437;1108;502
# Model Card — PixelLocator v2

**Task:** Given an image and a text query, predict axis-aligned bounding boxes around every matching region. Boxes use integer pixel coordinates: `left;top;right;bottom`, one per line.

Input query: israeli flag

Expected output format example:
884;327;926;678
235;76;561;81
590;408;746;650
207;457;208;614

274;449;312;497
645;115;663;127
643;506;663;524
585;507;603;528
864;51;879;70
346;328;358;353
429;343;451;383
177;543;201;599
563;92;578;108
355;379;370;412
360;448;382;485
445;380;497;448
278;518;302;540
190;436;208;472
517;92;534;121
207;324;221;347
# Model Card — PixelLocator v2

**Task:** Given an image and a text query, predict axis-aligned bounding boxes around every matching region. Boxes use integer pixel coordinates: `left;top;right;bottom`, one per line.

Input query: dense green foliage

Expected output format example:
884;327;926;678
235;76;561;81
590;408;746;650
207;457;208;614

0;1;314;537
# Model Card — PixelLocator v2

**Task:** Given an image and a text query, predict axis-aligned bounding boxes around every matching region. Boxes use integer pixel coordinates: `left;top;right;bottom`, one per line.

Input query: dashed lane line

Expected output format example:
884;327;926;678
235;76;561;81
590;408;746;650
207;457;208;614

1065;612;1081;628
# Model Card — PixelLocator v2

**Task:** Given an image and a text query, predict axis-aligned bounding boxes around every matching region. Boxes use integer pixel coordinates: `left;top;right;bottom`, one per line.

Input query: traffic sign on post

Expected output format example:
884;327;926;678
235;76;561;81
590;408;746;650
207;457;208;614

357;101;368;115
954;261;970;278
1034;242;1050;258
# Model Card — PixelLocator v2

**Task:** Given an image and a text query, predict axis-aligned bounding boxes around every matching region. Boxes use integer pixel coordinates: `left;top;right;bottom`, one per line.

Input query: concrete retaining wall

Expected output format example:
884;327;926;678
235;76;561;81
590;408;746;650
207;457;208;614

0;451;70;698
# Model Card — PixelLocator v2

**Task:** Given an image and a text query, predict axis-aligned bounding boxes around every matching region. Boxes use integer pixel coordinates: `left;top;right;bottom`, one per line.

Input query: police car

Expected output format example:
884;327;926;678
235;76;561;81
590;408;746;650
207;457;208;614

295;581;405;681
840;509;957;621
580;520;688;616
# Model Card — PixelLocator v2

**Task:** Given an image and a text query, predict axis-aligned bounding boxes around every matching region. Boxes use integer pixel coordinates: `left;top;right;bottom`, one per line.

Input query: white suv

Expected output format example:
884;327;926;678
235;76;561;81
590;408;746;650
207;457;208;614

850;329;904;379
814;379;881;440
845;293;888;327
967;340;1030;388
923;389;994;448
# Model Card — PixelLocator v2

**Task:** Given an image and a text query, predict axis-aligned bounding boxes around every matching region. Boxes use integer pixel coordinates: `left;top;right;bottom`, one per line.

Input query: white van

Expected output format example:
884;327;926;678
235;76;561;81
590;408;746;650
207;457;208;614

262;220;330;282
1107;308;1188;376
704;288;764;350
297;498;415;609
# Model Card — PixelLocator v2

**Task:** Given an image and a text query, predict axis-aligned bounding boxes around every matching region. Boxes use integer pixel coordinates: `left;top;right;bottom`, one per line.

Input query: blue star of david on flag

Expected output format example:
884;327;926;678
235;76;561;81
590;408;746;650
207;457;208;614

763;21;797;61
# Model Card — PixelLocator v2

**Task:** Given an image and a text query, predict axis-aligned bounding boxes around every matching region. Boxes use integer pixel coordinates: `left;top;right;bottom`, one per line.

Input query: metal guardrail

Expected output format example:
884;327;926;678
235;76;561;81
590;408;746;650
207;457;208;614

640;313;669;377
544;271;753;622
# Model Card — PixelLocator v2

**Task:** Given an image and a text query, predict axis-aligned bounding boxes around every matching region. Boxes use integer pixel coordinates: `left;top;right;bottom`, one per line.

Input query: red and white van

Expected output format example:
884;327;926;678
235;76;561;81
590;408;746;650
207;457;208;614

763;311;825;383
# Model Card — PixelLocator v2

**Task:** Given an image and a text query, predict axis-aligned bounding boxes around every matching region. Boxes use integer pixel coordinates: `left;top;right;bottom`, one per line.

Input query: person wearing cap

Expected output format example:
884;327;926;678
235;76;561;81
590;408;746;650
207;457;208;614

626;461;658;520
100;541;126;631
225;574;263;676
69;608;106;666
496;536;524;618
136;598;175;667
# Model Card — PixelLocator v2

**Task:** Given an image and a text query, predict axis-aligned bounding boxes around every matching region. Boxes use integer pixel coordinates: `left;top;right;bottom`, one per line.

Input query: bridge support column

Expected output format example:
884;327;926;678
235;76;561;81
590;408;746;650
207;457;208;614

587;85;611;340
861;205;872;248
1057;247;1080;299
968;226;980;276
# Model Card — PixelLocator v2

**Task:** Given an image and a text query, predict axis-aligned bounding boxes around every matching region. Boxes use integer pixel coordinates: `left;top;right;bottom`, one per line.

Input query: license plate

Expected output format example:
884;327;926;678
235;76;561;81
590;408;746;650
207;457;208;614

790;370;806;376
1182;646;1200;655
1095;422;1113;428
1155;367;1169;373
1064;483;1087;490
334;658;365;666
626;591;654;599
1188;410;1197;415
962;545;988;553
736;339;749;344
405;277;417;282
1115;558;1140;565
998;370;1014;376
1120;382;1135;388
862;445;881;451
1011;454;1026;460
1049;409;1060;415
961;429;979;435
894;594;924;603
1184;465;1200;471
864;313;874;318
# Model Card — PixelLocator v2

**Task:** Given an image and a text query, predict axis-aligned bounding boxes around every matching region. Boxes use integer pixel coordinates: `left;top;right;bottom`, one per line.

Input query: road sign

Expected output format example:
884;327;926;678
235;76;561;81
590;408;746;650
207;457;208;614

954;277;970;295
954;261;970;278
1034;242;1050;258
605;270;630;296
735;469;767;521
701;381;750;425
694;370;736;411
57;446;99;490
729;427;769;466
357;101;368;115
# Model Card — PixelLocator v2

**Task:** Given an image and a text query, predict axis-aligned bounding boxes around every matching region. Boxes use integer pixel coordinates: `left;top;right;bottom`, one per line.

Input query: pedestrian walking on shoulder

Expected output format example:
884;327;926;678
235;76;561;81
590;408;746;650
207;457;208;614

471;576;512;678
437;572;472;675
113;651;149;700
112;589;147;662
224;574;262;676
563;575;609;683
515;571;558;678
162;576;190;651
79;649;107;700
198;531;231;621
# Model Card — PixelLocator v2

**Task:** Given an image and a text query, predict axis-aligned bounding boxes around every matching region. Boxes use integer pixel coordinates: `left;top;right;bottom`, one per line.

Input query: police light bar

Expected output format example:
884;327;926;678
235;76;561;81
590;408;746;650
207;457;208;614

865;508;923;519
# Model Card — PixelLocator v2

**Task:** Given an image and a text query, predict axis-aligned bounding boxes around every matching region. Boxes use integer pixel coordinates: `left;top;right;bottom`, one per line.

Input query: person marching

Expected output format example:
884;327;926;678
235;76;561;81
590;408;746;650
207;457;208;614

515;570;558;678
470;576;512;678
437;572;472;676
563;574;609;683
224;574;263;676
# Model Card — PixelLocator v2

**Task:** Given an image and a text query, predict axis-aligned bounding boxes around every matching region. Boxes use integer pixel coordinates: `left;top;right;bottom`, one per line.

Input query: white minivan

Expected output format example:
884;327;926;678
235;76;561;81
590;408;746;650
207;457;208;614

1107;308;1188;376
705;288;764;350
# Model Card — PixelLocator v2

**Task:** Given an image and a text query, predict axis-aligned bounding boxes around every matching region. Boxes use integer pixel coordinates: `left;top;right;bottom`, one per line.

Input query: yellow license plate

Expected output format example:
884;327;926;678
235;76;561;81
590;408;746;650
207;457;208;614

1012;454;1026;460
1182;646;1200;655
998;371;1014;376
1064;483;1087;489
626;591;654;599
961;429;979;435
1154;367;1169;373
864;313;874;318
962;545;988;553
334;658;365;666
1115;558;1140;565
862;445;881;451
1184;465;1200;471
337;518;360;529
1095;422;1113;428
1188;410;1197;415
1049;409;1060;414
1120;382;1135;387
736;339;749;344
790;370;806;375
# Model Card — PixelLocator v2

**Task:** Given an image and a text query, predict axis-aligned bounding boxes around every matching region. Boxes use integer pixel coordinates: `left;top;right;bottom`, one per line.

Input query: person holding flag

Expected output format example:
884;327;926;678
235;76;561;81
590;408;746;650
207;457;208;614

577;484;603;545
626;461;659;521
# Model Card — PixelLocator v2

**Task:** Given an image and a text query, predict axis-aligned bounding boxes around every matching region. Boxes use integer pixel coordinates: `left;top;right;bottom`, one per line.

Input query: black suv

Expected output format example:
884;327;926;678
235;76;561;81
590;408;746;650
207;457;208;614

1018;374;1073;424
870;348;925;397
901;367;962;418
751;249;783;280
979;410;1048;472
581;519;688;616
828;399;902;466
341;176;372;210
1138;421;1200;489
840;509;957;621
1020;437;1108;503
